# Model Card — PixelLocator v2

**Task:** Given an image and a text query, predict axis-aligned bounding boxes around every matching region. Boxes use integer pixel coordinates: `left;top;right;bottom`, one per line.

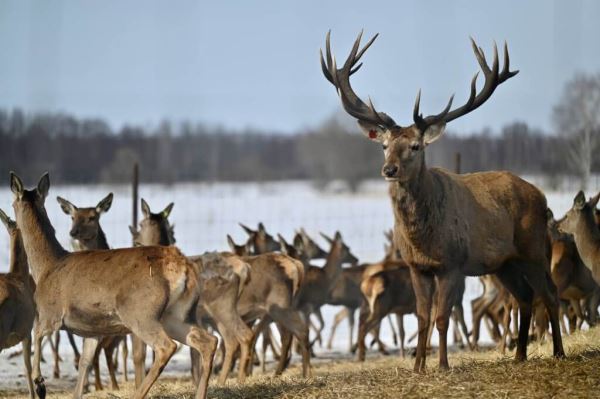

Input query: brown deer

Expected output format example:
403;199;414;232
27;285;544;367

132;200;254;384
56;193;127;391
321;31;564;370
0;209;35;398
358;261;414;360
235;224;311;377
557;192;600;287
9;172;217;399
548;208;600;330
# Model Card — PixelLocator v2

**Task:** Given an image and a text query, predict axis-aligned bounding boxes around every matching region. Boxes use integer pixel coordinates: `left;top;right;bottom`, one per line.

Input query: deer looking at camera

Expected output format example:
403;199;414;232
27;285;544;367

0;209;35;398
56;193;128;391
9;172;217;399
321;31;564;370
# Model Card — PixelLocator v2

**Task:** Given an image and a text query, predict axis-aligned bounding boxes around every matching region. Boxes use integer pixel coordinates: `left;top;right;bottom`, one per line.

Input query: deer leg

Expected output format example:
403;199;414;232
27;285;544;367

499;301;512;355
74;337;100;399
32;324;48;399
22;335;35;399
435;271;462;370
52;331;61;379
387;314;398;347
104;339;120;390
409;268;435;373
327;308;348;349
121;337;129;383
313;308;325;347
132;335;146;388
245;316;270;376
558;301;569;335
496;264;534;362
396;313;405;358
161;316;217;399
274;325;293;376
215;326;239;385
93;344;103;391
67;331;80;371
453;303;472;350
357;304;383;362
269;306;312;378
347;307;356;352
571;299;585;330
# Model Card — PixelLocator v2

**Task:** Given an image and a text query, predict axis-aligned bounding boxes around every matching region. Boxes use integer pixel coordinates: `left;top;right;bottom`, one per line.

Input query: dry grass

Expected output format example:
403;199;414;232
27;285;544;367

2;328;600;399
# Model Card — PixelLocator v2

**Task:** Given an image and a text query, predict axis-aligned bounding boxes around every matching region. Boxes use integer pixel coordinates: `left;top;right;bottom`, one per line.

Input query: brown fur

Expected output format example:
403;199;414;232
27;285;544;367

10;172;216;399
357;262;414;360
0;209;35;398
57;193;126;391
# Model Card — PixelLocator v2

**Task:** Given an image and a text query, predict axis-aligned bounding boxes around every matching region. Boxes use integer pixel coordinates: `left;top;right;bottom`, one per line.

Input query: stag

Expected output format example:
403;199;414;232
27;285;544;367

0;209;35;398
9;172;216;399
321;31;564;370
56;193;127;391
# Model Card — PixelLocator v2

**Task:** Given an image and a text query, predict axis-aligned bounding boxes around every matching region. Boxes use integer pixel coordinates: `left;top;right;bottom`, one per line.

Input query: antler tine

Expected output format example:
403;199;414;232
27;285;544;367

320;31;397;129
417;38;518;127
413;89;455;129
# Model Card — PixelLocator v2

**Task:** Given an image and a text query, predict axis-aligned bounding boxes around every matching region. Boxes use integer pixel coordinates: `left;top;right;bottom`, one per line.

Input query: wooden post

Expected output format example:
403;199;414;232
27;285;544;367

132;162;139;244
455;152;461;174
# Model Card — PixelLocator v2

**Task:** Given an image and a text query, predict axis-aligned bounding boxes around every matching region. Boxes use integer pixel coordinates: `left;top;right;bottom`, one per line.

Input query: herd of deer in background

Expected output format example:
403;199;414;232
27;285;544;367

2;31;600;399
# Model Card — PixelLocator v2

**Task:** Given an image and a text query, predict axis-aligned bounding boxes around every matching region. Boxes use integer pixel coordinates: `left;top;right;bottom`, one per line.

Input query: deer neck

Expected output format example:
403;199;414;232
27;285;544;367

16;204;68;282
8;231;30;280
390;166;445;259
323;246;343;280
571;216;600;279
78;227;109;250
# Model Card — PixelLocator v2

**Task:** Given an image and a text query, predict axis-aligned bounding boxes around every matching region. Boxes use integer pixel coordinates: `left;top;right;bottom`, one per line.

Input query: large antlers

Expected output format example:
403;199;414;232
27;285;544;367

413;38;519;131
320;30;397;129
321;32;519;132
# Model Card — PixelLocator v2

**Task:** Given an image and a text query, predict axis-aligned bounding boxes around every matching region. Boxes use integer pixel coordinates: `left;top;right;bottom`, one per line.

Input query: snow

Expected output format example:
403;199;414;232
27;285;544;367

0;178;593;389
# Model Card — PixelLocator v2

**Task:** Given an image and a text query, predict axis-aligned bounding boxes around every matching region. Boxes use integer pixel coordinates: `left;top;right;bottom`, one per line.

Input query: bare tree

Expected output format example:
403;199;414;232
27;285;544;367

553;73;600;190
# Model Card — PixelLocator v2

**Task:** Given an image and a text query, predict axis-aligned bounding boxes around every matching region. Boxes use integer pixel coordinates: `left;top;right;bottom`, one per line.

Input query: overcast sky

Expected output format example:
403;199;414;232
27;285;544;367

1;0;599;134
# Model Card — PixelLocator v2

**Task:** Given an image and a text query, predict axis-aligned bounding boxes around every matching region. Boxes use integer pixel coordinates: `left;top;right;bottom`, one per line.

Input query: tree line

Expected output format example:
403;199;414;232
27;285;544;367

1;72;598;190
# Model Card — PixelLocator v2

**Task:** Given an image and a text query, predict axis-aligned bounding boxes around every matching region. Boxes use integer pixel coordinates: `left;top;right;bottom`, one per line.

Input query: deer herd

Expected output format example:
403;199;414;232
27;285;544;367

1;32;600;399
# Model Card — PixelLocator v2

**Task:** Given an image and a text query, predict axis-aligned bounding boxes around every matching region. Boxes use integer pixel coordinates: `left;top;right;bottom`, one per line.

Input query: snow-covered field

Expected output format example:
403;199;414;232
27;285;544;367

0;177;594;390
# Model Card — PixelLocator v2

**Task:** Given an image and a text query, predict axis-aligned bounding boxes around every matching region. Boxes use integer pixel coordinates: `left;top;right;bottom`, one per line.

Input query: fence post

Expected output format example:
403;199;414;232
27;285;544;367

132;162;139;244
455;152;461;174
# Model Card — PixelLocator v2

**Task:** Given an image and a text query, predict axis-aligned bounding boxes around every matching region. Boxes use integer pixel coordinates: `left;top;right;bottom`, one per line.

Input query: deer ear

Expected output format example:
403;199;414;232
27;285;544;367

574;191;586;210
226;235;237;252
57;196;76;215
161;202;174;219
422;122;446;145
546;208;554;222
589;192;600;209
37;172;50;199
0;208;11;230
96;193;113;214
358;121;388;143
141;198;151;218
239;223;255;235
10;172;24;198
320;232;334;244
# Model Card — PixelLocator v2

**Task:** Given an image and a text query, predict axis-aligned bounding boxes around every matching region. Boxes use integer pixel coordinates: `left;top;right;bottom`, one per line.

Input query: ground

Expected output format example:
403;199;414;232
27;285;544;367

2;328;599;399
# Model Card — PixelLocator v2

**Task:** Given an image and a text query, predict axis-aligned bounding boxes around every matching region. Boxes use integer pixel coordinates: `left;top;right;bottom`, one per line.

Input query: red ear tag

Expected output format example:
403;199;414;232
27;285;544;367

369;130;377;139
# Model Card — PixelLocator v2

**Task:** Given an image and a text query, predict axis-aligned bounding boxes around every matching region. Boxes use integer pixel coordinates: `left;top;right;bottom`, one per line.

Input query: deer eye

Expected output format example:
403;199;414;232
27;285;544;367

382;144;388;150
410;143;421;152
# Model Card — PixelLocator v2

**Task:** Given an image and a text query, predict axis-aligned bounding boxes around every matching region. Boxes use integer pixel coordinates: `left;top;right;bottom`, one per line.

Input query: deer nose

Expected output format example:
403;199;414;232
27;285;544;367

383;164;398;178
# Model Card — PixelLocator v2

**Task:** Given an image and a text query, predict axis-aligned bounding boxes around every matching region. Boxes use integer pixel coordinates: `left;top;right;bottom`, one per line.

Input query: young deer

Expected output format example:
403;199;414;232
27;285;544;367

0;209;35;398
9;172;217;399
548;208;600;330
321;31;564;370
358;261;414;360
558;192;600;287
133;200;254;384
57;193;127;391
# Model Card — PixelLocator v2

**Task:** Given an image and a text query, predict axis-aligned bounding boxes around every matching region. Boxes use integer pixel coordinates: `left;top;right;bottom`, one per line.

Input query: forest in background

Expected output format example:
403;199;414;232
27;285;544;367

0;107;593;191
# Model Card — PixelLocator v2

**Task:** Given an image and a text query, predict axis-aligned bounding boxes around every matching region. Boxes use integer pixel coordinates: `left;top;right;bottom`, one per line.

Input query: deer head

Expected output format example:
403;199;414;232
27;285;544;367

226;234;252;256
321;31;518;183
557;191;600;236
320;231;359;265
239;222;280;254
294;228;327;260
10;172;50;221
134;199;175;246
57;193;113;242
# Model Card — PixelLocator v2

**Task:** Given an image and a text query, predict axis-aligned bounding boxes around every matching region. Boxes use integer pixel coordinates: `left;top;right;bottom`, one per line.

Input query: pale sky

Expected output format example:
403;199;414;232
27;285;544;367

1;0;599;134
